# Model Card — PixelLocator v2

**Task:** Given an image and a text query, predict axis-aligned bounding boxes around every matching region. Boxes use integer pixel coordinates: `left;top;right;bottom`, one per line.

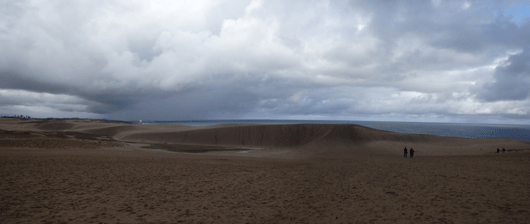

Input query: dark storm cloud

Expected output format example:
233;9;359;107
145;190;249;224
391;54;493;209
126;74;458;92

478;47;530;101
108;82;262;120
0;70;72;94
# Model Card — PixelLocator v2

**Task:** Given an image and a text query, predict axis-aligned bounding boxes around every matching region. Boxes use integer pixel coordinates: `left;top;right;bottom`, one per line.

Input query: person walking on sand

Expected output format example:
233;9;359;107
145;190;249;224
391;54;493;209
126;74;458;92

404;147;408;158
502;148;506;153
497;148;500;153
410;148;415;158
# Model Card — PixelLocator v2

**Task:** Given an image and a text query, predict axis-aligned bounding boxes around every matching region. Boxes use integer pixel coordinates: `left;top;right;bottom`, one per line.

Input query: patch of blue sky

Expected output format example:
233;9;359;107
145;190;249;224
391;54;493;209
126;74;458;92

502;3;530;25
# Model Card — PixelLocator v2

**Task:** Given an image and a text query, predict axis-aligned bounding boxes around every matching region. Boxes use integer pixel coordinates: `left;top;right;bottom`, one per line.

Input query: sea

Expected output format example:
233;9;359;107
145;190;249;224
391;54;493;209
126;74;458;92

139;120;530;143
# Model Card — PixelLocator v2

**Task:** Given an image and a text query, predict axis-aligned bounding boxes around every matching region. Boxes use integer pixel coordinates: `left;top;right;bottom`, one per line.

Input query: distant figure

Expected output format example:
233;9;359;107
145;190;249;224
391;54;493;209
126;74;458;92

497;148;500;153
404;147;408;158
502;148;506;153
410;148;415;158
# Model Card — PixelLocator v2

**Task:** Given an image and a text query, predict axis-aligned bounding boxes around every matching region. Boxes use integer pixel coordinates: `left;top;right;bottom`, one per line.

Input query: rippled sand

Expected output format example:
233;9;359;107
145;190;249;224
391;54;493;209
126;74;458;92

1;118;529;223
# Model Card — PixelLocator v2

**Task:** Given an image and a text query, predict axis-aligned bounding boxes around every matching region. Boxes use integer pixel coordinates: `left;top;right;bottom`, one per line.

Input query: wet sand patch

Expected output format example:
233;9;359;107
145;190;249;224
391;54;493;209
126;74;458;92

141;143;252;153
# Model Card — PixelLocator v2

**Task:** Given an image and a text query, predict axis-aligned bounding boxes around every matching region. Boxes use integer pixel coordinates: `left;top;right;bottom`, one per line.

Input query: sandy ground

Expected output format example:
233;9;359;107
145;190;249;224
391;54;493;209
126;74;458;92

1;118;530;223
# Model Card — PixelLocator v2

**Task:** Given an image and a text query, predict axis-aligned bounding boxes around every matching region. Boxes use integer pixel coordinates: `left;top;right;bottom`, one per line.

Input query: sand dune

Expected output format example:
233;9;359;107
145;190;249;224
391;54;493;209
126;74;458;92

121;124;442;146
118;123;530;157
2;118;530;223
83;125;140;138
3;118;530;157
36;122;75;131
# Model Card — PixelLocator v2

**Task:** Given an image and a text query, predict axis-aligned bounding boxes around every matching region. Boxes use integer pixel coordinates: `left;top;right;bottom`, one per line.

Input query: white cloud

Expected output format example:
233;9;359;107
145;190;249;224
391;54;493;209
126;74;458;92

0;0;529;123
462;2;471;10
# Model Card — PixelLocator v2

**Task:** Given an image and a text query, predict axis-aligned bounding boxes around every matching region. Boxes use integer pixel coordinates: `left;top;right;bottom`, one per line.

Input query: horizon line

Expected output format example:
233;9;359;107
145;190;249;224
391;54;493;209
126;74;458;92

3;116;529;126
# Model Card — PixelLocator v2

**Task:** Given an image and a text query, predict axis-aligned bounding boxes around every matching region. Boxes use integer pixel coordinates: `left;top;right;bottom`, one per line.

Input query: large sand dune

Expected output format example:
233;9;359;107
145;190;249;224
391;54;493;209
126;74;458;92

118;122;530;157
4;118;530;157
120;123;415;146
1;118;530;223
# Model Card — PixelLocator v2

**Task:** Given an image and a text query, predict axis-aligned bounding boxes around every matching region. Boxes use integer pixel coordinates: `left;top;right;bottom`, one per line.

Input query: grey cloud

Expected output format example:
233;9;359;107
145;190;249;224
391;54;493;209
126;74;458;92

355;0;528;66
107;83;262;120
1;1;529;123
428;15;530;53
127;36;162;62
205;1;251;35
478;48;530;101
503;113;530;120
0;70;73;95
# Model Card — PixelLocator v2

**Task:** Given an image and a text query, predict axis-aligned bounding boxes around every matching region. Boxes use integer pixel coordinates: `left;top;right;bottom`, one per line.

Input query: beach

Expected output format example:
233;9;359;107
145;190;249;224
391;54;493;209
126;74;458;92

1;118;530;223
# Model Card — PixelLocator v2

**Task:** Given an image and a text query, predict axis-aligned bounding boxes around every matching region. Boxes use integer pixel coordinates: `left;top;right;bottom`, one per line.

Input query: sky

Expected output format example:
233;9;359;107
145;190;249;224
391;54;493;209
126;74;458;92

1;0;530;124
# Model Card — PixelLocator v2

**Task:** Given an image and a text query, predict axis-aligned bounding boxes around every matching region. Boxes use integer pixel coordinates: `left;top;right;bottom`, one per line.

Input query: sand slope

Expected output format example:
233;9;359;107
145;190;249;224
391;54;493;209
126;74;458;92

1;146;529;223
2;118;530;157
121;123;440;146
2;118;530;223
118;123;530;157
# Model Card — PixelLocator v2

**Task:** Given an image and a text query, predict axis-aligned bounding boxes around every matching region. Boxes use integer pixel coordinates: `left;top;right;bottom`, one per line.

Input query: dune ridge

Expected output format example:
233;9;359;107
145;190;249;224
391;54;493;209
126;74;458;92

36;122;75;131
83;125;139;138
3;118;530;156
114;123;530;157
121;124;448;147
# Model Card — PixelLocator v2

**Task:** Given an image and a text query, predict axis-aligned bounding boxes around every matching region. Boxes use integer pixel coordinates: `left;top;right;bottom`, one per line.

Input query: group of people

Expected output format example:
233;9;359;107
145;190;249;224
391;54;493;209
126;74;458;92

403;147;414;158
402;147;507;157
496;148;506;153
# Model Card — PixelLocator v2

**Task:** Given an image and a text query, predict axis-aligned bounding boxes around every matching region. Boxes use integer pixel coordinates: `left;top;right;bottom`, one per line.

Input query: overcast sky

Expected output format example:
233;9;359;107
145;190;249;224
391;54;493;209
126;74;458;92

1;0;530;124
